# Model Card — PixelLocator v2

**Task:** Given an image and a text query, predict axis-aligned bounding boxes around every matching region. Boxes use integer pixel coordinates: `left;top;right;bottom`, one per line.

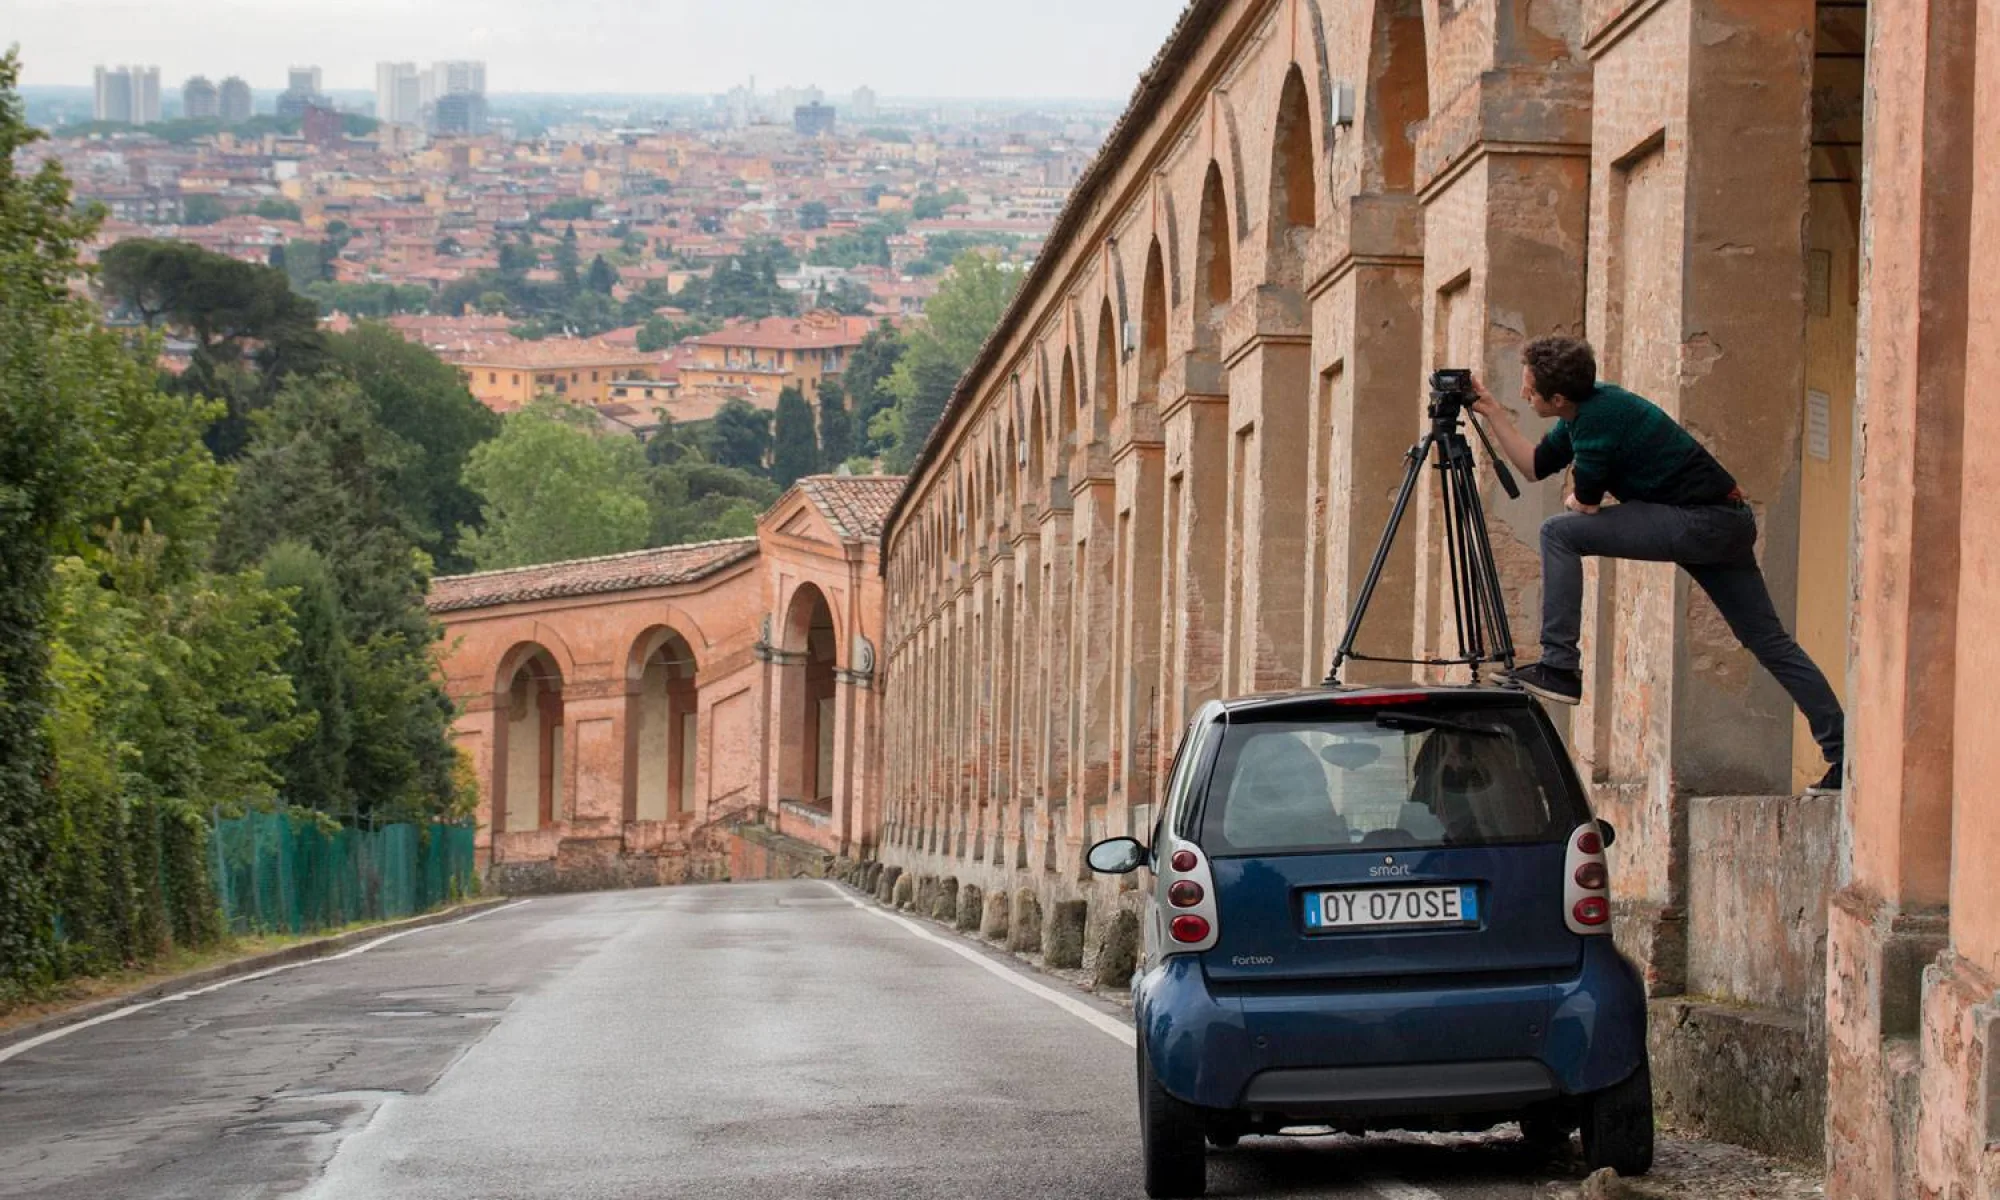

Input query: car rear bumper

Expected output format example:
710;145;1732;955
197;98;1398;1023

1141;938;1646;1115
1240;1059;1560;1119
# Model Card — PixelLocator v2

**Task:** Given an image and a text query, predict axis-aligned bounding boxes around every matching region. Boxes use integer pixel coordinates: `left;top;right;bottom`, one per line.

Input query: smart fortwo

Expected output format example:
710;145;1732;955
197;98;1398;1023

1087;684;1652;1199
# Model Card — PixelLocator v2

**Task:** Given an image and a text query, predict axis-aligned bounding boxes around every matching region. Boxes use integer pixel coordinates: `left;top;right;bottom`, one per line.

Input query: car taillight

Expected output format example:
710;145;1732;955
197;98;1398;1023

1168;880;1203;908
1170;849;1198;872
1328;690;1433;707
1170;914;1211;943
1576;830;1603;855
1573;897;1609;926
1565;822;1612;936
1574;862;1607;890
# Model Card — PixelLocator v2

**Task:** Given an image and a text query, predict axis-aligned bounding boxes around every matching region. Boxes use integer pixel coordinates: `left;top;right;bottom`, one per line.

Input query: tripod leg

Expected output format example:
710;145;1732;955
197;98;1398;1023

1457;455;1518;672
1326;435;1433;685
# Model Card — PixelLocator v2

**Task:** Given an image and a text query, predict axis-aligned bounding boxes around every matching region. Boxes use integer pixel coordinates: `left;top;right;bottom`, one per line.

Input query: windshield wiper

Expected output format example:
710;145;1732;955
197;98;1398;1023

1374;711;1505;738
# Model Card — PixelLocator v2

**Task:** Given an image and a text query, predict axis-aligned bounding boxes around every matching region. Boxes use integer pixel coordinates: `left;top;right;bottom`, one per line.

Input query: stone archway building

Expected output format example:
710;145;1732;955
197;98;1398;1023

868;2;1999;1198
429;475;897;890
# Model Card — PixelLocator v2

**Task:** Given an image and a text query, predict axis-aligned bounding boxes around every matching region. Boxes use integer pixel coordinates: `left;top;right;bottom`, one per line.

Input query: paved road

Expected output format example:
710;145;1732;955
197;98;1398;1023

0;881;1595;1199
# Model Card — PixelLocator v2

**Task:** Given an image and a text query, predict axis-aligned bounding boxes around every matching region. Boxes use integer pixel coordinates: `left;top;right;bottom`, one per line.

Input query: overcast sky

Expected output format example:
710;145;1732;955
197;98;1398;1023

6;0;1186;99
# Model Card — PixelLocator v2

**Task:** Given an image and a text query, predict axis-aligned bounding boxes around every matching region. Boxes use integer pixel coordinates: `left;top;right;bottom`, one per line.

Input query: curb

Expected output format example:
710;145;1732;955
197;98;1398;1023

0;896;514;1052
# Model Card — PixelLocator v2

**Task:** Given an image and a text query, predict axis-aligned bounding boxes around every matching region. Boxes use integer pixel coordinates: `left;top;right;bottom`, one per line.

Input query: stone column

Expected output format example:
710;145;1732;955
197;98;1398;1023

1068;470;1116;852
1113;415;1166;835
1012;529;1042;871
1037;506;1075;875
1825;1;1972;1194
1222;289;1313;693
1159;353;1229;740
987;550;1016;866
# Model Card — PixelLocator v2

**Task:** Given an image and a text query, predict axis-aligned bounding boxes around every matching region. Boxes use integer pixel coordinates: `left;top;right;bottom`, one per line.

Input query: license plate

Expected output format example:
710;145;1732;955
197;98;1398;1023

1303;885;1479;931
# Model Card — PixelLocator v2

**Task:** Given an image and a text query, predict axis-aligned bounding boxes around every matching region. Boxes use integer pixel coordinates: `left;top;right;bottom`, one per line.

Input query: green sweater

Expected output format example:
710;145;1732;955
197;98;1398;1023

1532;383;1738;507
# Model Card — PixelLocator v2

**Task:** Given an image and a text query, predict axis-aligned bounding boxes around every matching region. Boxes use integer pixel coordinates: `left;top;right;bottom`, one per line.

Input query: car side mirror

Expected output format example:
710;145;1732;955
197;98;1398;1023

1597;819;1617;849
1086;837;1148;875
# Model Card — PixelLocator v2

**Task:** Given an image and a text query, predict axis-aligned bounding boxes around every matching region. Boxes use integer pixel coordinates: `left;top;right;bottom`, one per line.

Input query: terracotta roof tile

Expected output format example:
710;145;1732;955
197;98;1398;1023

427;538;758;613
793;476;907;542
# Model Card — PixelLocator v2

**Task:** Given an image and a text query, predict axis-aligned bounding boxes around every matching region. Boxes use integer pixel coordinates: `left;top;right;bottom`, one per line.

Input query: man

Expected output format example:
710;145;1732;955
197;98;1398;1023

1469;335;1846;793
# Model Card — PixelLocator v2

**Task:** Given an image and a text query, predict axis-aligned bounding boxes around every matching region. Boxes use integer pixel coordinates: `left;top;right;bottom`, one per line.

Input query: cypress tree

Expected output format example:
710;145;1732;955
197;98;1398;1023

772;384;819;487
818;379;853;468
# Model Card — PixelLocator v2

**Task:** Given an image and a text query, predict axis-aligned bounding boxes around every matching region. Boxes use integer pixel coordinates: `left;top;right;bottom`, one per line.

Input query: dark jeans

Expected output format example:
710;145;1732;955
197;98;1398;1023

1539;500;1845;764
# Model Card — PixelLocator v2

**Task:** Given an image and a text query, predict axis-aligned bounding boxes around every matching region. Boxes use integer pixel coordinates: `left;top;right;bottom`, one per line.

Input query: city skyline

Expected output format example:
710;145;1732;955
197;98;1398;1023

8;0;1186;99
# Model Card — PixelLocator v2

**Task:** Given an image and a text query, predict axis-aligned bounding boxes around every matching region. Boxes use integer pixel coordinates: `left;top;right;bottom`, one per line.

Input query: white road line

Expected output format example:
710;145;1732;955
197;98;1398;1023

825;882;1136;1048
0;899;532;1065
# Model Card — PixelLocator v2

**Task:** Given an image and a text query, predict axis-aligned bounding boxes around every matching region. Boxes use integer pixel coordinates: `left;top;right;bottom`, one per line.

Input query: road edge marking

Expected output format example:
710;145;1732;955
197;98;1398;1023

824;881;1135;1048
0;899;532;1065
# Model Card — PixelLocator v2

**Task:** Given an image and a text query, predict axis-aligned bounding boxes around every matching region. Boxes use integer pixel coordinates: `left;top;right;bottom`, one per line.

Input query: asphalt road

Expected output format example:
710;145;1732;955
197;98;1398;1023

0;881;1596;1199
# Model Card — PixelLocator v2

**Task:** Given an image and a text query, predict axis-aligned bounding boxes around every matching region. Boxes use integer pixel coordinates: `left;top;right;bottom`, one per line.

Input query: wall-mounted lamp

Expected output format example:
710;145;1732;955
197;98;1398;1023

1334;82;1356;129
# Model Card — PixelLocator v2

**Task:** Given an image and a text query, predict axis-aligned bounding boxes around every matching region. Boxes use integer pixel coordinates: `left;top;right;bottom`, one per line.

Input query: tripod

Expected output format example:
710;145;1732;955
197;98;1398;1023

1324;376;1522;686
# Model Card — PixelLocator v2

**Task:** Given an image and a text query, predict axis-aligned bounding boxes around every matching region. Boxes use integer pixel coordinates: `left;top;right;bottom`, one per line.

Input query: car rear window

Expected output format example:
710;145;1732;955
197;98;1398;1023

1198;705;1582;856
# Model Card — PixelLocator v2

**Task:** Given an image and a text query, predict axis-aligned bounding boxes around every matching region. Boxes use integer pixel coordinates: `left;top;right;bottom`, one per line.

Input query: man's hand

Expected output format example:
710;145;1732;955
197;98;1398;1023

1469;376;1504;421
1565;493;1601;515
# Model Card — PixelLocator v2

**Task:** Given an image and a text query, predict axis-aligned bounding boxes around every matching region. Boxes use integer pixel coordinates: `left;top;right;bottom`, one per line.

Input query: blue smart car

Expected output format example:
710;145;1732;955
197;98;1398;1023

1087;685;1652;1198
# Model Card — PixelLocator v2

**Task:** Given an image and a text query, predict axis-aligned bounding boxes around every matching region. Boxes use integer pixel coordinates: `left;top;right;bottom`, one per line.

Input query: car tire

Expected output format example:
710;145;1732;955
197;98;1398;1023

1581;1062;1654;1177
1519;1114;1571;1156
1138;1042;1207;1198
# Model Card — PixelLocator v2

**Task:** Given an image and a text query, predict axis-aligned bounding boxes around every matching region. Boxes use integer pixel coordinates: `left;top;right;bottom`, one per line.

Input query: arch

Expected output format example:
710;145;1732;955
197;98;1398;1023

1028;386;1048;492
1364;0;1430;194
1138;239;1169;412
497;644;565;834
1267;65;1319;291
1195;162;1234;358
1057;347;1078;462
1095;297;1121;428
779;583;840;810
628;626;698;821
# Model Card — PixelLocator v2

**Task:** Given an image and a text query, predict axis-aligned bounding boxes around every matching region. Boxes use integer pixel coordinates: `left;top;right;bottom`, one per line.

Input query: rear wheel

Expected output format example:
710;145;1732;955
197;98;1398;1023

1138;1042;1207;1198
1581;1062;1654;1176
1519;1114;1573;1159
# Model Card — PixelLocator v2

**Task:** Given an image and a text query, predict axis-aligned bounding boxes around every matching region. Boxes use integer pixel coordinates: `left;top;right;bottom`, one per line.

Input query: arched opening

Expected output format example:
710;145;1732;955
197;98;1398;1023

629;627;698;822
1365;0;1429;194
498;647;564;833
782;584;839;811
1195;162;1234;357
1028;388;1047;493
1139;241;1168;411
1096;298;1121;430
1267;66;1318;290
1057;350;1078;472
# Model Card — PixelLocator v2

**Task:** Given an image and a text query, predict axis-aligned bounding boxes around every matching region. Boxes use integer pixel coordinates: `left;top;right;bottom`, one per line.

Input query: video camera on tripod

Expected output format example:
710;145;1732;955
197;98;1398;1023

1323;369;1521;687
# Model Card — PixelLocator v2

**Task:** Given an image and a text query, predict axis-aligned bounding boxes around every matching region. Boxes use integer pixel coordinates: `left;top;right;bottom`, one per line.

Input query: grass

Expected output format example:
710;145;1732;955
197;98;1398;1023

0;916;427;1037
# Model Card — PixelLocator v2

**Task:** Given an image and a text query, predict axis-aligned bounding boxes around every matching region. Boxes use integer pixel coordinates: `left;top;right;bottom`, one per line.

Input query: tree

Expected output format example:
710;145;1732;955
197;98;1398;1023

216;375;462;824
260;542;353;818
911;187;969;221
818;379;853;466
706;398;772;474
845;321;906;451
772;384;819;487
181;193;229;225
586;254;617;296
459;402;653;569
798;201;830;230
253;197;302;221
555;223;581;293
883;253;1018;470
95;238;329;458
540;197;596;221
327;323;501;573
645;460;780;546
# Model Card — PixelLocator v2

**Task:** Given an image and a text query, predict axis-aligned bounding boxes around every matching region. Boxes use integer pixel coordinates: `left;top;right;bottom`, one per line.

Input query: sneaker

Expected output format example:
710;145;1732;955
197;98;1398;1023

1504;662;1582;706
1807;763;1844;795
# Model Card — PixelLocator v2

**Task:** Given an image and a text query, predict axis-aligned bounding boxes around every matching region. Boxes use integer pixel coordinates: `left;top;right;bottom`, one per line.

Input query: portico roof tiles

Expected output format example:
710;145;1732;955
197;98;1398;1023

427;537;759;613
794;476;907;542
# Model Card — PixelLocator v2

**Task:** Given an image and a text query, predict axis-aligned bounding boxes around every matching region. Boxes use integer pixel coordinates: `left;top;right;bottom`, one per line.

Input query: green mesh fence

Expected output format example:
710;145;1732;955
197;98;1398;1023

208;810;479;936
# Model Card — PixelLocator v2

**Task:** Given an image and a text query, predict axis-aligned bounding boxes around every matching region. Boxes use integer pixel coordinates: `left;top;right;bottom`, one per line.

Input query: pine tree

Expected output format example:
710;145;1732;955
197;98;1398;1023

772;385;819;487
818;379;853;467
586;254;617;296
706;398;772;474
261;542;355;819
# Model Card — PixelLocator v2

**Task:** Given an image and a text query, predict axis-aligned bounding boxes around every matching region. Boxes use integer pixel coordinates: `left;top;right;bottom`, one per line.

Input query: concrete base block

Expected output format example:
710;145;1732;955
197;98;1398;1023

1612;900;1688;997
931;876;959;922
1093;909;1140;991
892;872;916;910
1008;890;1043;953
956;883;984;932
1649;997;1823;1163
981;890;1010;942
914;875;936;913
876;864;902;903
1046;899;1088;968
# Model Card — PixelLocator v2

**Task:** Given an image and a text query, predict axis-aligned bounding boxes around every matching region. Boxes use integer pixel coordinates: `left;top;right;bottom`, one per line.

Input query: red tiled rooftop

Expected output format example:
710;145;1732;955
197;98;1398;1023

427;538;759;613
691;312;875;353
792;476;907;542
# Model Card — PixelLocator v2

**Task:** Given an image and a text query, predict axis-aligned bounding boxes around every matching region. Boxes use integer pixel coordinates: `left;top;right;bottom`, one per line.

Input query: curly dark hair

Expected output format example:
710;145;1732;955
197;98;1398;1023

1521;336;1598;405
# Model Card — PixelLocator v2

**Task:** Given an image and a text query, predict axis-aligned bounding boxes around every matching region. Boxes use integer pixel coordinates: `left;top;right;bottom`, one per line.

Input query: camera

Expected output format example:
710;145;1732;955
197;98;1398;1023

1428;368;1475;418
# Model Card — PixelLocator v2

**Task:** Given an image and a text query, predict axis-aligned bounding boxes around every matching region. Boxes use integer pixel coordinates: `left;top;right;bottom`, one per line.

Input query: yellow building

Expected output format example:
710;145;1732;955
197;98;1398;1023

453;341;664;412
677;312;876;404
